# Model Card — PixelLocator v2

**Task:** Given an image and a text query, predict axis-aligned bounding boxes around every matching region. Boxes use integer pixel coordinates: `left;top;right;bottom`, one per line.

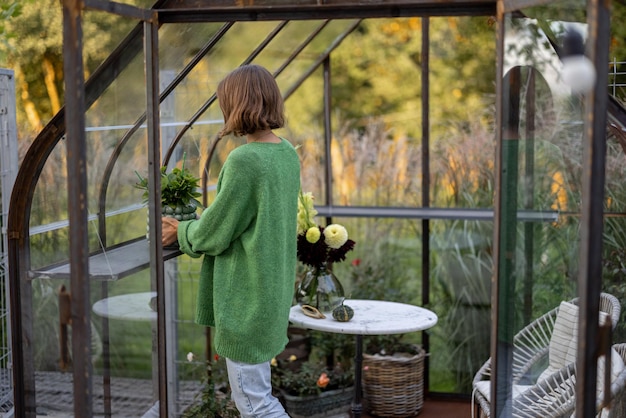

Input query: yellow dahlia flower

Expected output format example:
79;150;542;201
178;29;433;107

324;224;348;249
306;226;321;243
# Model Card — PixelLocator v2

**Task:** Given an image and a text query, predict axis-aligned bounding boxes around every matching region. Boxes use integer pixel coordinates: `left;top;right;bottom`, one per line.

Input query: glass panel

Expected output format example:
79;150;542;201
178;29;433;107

491;1;591;415
428;16;496;209
331;216;426;391
141;20;374;416
500;6;586;313
85;24;148;247
29;10;160;416
429;219;493;394
285;67;328;204
603;132;626;347
28;11;150;263
82;7;141;78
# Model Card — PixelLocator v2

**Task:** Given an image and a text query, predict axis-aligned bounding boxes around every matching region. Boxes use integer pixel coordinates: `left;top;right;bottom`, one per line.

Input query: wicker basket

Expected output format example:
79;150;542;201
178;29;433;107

363;346;426;417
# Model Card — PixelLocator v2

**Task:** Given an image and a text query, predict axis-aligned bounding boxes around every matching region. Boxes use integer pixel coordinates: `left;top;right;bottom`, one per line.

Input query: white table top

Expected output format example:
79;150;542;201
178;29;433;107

92;291;157;321
289;299;437;335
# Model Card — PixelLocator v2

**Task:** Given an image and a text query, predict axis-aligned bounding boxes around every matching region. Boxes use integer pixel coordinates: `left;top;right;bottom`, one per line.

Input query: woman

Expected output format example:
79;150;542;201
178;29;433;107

162;64;300;417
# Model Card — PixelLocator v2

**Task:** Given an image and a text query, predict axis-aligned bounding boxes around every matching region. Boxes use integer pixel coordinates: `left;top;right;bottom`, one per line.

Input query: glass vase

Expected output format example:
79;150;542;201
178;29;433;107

296;263;345;313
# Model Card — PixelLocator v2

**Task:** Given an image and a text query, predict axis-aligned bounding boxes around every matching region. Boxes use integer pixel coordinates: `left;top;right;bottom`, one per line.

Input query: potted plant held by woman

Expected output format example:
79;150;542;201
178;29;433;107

135;154;203;244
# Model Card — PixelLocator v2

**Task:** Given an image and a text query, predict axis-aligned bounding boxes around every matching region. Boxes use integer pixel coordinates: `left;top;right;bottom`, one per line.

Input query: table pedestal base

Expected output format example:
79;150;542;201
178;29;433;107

352;334;363;418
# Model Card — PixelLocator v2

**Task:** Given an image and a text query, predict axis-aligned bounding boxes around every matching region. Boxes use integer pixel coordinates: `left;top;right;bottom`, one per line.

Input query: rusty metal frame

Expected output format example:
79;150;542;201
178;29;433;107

62;1;93;414
576;0;612;415
156;1;496;22
144;13;169;418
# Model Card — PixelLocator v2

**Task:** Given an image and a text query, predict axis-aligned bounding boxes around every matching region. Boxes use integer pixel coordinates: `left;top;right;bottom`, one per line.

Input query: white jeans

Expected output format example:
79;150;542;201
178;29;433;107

226;358;290;418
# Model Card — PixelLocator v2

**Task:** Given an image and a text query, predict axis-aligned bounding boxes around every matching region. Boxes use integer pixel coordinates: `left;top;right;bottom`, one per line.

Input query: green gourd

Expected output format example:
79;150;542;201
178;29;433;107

332;301;354;322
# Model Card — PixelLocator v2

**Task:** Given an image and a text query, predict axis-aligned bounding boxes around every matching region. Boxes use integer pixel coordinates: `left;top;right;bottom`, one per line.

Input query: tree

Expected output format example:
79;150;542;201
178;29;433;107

0;0;26;51
329;17;496;140
0;0;138;138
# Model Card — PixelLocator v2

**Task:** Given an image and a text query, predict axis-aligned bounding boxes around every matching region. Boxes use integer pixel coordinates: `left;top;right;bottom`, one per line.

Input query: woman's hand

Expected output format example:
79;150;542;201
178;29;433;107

162;217;180;246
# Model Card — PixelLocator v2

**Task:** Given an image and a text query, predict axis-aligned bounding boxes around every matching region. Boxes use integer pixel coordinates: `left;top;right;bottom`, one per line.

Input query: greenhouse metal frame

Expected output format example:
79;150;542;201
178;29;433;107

5;0;622;417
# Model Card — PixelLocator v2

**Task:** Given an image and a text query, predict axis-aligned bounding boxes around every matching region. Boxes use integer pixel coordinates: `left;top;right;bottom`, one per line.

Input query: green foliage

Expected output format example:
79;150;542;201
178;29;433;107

601;223;626;344
183;360;239;418
271;322;354;397
134;158;203;209
0;0;24;49
325;17;496;140
430;221;492;392
348;249;421;356
159;166;202;208
271;358;354;397
0;0;138;133
309;329;354;368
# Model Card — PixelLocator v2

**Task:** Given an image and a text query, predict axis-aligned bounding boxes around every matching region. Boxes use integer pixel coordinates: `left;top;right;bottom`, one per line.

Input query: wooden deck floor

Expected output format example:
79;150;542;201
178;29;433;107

360;397;472;418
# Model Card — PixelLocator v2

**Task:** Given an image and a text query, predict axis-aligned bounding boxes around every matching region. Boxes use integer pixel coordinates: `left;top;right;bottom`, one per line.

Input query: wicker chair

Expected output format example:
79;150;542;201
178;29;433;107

608;343;626;418
472;293;622;418
511;343;626;418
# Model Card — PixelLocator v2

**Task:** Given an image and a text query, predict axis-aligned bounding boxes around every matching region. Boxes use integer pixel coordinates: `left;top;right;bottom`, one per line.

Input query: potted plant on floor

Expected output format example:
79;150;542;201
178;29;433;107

272;330;355;418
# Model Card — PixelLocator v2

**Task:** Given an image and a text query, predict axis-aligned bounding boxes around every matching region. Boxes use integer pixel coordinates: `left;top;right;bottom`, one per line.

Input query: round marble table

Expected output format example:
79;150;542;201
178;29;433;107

289;299;438;418
92;291;157;321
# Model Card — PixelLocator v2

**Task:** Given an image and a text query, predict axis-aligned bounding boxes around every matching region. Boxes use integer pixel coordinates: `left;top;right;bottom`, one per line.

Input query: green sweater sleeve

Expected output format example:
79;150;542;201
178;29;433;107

177;151;256;257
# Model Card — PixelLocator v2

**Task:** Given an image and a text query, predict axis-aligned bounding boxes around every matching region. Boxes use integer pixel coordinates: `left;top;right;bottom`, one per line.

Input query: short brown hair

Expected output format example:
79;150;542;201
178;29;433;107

216;65;285;137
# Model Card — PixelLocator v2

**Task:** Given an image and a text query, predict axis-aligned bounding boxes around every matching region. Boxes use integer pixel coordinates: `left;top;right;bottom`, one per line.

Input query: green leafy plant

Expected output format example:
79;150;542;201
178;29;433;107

271;328;354;397
349;254;420;356
430;221;493;393
183;355;239;418
309;330;355;369
134;154;203;216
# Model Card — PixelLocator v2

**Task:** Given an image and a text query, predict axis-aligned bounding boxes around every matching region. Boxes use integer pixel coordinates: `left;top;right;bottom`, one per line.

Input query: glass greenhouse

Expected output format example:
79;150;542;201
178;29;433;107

3;0;626;416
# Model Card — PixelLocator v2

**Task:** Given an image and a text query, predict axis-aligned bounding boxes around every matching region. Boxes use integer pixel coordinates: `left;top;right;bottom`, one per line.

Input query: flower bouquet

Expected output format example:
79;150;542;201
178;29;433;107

295;191;355;313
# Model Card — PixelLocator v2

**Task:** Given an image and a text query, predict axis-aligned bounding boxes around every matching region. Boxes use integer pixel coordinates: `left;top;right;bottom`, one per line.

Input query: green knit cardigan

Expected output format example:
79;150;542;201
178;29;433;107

177;138;301;364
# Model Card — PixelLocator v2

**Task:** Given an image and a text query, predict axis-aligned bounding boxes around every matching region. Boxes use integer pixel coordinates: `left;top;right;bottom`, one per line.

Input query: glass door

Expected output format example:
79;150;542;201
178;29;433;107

488;0;615;416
